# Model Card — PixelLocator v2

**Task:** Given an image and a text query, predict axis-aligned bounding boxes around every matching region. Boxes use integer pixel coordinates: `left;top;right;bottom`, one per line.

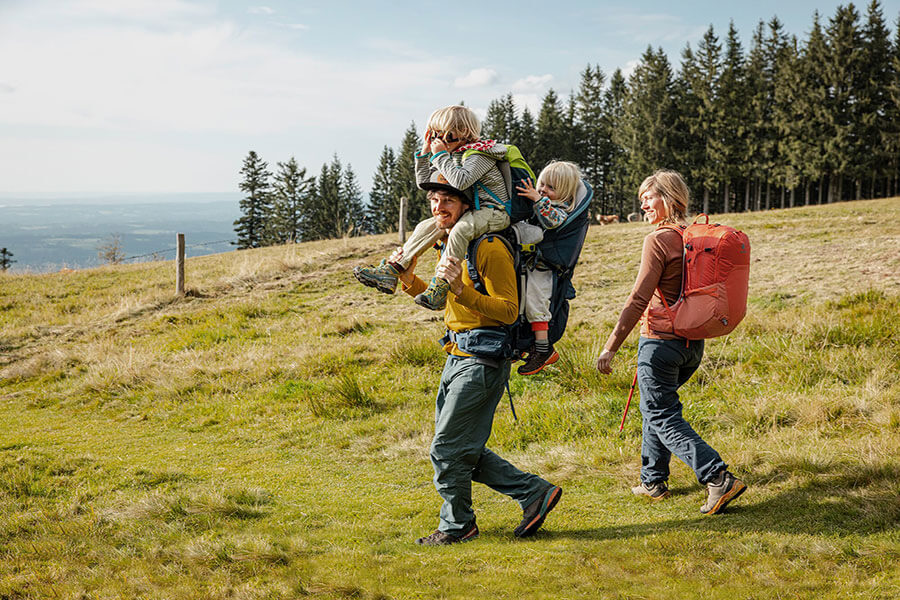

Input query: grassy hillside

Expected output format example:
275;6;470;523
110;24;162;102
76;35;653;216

1;198;899;599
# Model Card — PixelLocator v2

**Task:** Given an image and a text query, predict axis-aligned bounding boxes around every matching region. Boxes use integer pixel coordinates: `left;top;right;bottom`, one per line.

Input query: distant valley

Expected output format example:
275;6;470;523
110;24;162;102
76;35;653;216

0;193;242;272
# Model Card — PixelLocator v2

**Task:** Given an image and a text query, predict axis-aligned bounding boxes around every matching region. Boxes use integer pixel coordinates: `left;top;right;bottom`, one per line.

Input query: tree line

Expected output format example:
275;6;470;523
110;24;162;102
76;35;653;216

235;1;899;248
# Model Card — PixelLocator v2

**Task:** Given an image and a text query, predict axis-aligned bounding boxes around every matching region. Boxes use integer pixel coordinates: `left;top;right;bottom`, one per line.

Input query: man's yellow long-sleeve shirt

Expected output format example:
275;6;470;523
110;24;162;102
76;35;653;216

402;237;518;356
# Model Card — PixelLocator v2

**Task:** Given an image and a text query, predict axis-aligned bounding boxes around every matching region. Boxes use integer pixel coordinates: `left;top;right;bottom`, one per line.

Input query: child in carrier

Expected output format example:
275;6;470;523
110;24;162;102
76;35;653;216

354;105;511;310
514;161;586;375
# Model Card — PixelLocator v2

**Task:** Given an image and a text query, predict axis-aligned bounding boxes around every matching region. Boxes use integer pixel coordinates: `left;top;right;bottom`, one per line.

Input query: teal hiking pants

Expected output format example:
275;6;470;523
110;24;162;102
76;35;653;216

431;354;549;535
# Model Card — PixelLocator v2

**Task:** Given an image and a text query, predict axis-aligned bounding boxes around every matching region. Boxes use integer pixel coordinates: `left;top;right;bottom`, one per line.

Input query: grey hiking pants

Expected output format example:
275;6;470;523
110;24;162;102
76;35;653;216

637;337;727;485
431;354;549;535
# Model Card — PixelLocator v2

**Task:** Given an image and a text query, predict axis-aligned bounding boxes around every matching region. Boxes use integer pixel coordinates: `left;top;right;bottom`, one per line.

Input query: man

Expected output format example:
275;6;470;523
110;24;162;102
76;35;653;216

390;173;562;545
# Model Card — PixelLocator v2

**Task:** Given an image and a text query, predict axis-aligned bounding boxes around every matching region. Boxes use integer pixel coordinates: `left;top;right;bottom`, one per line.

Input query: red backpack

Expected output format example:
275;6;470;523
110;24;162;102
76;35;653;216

644;214;750;340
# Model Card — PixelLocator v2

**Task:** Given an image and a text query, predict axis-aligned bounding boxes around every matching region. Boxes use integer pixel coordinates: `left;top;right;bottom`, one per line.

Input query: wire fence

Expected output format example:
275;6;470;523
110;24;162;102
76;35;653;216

120;238;236;263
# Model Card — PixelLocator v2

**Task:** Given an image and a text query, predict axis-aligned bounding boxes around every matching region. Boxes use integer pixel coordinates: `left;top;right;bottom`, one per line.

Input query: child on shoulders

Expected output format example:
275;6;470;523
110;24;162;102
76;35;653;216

354;105;510;310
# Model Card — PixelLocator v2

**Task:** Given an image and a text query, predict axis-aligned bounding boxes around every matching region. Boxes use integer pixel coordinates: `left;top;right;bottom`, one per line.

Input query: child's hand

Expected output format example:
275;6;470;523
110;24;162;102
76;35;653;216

515;178;541;203
431;136;447;154
422;130;433;154
436;256;464;296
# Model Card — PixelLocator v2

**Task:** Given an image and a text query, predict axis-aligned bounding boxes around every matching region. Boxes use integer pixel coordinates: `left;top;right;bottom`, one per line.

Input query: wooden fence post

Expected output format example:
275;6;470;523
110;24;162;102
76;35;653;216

176;233;185;296
399;196;408;244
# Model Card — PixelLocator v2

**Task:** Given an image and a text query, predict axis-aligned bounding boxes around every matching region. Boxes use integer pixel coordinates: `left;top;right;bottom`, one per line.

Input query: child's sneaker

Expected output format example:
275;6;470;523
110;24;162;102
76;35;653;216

517;346;559;375
415;278;450;311
353;260;400;294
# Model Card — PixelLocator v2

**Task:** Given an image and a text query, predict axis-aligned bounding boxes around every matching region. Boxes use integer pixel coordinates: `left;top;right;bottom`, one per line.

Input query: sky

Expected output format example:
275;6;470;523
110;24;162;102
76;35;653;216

1;0;898;197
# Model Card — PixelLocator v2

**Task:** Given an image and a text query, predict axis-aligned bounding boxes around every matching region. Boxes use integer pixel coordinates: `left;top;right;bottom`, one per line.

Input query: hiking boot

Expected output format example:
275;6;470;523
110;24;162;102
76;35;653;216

353;260;400;294
514;484;562;538
415;521;479;546
700;471;747;515
631;481;671;501
414;277;450;311
517;346;560;375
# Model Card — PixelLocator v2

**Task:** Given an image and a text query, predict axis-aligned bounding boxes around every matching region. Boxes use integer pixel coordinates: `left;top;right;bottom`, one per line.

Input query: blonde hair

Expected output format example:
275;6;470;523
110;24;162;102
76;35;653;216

638;169;690;224
537;161;581;211
426;105;481;143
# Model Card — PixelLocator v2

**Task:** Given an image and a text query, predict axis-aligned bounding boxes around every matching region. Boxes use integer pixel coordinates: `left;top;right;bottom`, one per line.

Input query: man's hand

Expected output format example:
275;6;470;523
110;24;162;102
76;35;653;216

388;247;417;287
515;177;541;203
596;348;616;374
436;255;464;296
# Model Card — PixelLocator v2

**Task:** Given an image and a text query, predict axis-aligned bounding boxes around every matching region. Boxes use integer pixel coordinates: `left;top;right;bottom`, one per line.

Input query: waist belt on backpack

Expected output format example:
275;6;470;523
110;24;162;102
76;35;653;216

440;329;518;421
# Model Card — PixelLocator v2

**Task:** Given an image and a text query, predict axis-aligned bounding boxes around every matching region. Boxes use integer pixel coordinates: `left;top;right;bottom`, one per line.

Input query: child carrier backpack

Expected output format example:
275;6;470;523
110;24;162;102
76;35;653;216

464;179;594;359
462;144;536;221
645;214;750;340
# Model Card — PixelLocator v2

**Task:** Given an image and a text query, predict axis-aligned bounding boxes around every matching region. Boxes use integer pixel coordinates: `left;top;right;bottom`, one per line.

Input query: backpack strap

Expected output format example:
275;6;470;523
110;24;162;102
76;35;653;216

652;224;688;337
466;232;518;294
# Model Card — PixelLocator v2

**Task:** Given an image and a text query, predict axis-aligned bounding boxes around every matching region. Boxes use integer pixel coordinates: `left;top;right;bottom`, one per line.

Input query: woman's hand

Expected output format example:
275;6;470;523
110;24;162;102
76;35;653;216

515;178;541;203
388;247;417;286
596;348;616;374
436;256;464;296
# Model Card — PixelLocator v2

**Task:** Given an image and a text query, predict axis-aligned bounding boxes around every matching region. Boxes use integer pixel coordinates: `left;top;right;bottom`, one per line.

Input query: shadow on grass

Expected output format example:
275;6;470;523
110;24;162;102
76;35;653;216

548;463;900;541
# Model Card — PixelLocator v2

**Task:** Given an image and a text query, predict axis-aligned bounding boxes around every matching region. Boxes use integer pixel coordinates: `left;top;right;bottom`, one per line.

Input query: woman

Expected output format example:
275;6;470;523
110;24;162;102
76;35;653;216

595;169;746;515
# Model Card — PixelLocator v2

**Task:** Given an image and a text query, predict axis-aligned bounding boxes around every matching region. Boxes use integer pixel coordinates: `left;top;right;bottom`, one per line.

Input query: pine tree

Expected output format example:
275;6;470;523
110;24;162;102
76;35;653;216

0;248;15;271
673;44;706;208
772;36;805;207
602;69;629;215
576;64;607;211
515;108;538;165
859;0;893;198
533;89;566;171
677;27;724;213
367;146;398;234
562;92;580;162
759;17;789;209
482;93;519;143
302;156;362;240
234;150;272;249
340;166;365;237
800;12;831;205
744;22;769;210
717;22;747;212
616;47;677;199
393;122;429;225
269;157;311;244
887;14;900;195
824;4;865;202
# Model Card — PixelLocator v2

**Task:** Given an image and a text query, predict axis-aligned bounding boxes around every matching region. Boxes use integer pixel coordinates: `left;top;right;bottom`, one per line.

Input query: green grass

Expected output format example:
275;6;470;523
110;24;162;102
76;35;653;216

1;199;899;598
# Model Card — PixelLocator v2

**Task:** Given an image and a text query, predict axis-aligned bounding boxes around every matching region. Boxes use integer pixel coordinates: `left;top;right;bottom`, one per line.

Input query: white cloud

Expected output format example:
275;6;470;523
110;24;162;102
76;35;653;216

0;1;460;192
621;59;640;80
454;68;498;88
511;93;541;116
248;6;274;15
284;23;309;30
512;74;553;92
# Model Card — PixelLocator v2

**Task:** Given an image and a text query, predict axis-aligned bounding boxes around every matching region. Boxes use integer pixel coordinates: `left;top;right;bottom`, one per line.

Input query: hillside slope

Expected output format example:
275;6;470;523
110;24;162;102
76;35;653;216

1;199;899;599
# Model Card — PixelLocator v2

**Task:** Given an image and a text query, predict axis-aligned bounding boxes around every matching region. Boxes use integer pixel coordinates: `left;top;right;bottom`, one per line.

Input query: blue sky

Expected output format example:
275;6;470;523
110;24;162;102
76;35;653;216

1;0;897;196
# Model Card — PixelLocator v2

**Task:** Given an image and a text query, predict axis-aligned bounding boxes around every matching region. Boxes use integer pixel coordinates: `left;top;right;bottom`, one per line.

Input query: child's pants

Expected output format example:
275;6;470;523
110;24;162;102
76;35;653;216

512;221;553;324
396;207;509;270
524;267;553;323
